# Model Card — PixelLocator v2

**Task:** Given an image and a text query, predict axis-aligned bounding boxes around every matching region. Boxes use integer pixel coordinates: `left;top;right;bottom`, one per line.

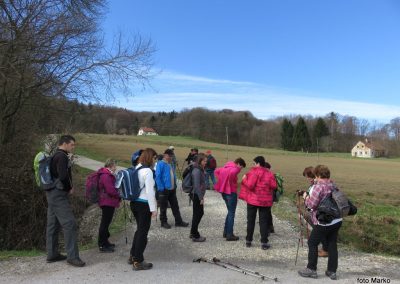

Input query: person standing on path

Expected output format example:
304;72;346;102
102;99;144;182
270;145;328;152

155;149;189;229
205;150;217;190
128;148;158;271
46;135;85;267
239;156;277;250
97;159;120;253
214;158;246;241
190;153;207;242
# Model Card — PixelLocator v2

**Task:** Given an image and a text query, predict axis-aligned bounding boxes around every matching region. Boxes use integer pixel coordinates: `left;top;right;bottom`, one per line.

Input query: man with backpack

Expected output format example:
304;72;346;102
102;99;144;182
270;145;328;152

46;135;85;267
205;150;217;190
155;149;189;229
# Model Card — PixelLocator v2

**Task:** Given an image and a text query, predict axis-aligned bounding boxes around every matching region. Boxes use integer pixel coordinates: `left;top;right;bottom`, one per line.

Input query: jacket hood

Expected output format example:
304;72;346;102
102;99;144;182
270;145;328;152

223;161;237;168
98;167;114;175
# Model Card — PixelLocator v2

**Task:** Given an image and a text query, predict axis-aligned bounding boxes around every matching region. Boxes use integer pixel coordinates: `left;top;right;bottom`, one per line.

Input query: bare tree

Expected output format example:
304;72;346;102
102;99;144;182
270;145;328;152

0;0;155;145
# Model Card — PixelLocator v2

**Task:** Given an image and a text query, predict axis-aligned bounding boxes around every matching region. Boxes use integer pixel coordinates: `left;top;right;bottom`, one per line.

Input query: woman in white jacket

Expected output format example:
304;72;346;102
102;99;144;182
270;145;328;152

128;148;158;271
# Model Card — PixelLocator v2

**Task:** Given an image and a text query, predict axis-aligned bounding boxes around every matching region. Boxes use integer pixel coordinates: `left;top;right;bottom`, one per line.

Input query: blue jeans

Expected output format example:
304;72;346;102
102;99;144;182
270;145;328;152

222;193;238;236
205;170;216;189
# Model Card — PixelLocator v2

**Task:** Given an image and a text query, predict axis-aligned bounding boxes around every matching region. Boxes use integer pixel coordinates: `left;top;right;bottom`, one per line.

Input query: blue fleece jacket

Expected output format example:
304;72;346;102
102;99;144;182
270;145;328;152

155;160;177;192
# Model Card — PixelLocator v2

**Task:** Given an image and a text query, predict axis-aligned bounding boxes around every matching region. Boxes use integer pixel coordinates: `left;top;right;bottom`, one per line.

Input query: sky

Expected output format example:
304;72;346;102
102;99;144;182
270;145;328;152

101;0;400;123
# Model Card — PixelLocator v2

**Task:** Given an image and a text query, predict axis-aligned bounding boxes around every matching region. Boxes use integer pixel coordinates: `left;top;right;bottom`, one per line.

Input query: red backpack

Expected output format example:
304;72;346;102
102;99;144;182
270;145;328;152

207;157;217;170
85;171;103;203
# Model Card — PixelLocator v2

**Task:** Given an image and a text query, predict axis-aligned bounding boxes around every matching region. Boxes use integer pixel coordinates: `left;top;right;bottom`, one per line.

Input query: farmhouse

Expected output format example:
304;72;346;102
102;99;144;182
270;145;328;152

351;139;386;158
137;127;158;136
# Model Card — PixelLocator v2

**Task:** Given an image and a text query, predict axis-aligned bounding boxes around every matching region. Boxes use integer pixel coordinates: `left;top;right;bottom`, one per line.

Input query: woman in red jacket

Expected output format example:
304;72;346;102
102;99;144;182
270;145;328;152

97;159;121;252
239;156;277;250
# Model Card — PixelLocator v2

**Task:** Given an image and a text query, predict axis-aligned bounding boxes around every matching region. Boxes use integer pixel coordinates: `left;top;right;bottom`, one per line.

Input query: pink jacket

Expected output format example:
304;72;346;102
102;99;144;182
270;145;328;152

239;166;277;207
214;161;241;195
98;168;121;208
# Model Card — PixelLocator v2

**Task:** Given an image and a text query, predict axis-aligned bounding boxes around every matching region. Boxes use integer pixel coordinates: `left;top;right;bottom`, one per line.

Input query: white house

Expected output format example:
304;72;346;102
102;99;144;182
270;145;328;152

351;139;386;158
137;127;158;136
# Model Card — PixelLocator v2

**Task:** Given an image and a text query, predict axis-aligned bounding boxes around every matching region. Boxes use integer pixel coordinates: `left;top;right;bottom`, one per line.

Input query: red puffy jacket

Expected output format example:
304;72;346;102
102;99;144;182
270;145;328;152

239;166;277;207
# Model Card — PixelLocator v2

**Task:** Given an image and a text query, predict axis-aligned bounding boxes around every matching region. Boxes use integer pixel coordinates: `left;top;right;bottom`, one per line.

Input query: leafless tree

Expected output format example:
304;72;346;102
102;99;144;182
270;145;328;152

0;0;155;146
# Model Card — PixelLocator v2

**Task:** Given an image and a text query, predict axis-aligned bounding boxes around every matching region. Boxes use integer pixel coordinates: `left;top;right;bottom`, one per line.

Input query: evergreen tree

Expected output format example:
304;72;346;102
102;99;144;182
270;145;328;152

292;117;311;151
313;117;330;151
281;118;294;150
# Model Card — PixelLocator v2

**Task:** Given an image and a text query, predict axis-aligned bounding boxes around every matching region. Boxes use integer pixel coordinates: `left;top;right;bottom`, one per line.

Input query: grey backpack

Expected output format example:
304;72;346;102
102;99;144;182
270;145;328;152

182;165;194;193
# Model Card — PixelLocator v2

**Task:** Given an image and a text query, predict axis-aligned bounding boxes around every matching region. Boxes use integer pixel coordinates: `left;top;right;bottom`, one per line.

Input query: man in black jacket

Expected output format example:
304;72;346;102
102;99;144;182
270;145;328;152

46;135;85;267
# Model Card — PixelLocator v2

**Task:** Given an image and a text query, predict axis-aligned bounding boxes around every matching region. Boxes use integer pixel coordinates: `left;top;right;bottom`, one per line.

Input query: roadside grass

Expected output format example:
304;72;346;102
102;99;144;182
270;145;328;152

0;249;44;260
75;133;400;257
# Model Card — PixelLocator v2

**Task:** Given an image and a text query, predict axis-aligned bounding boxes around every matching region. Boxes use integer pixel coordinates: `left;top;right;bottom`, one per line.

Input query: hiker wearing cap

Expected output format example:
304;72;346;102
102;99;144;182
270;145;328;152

155;149;189;229
239;156;277;250
205;150;217;190
214;158;246;241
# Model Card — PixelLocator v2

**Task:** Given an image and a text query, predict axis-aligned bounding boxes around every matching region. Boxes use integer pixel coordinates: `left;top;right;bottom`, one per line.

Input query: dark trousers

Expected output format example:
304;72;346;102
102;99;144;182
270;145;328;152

46;189;79;260
130;201;152;263
190;194;204;238
267;208;274;231
98;206;115;247
222;192;237;236
246;204;271;244
307;221;342;272
159;189;183;224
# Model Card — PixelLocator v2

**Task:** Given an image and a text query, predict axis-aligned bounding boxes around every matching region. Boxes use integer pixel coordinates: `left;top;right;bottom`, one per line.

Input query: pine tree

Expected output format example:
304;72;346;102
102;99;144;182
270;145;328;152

292;117;311;151
281;118;294;150
313;117;330;151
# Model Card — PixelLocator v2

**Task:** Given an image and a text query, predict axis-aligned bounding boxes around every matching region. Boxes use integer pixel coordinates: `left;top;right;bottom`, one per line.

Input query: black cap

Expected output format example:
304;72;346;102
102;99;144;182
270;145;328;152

164;149;174;156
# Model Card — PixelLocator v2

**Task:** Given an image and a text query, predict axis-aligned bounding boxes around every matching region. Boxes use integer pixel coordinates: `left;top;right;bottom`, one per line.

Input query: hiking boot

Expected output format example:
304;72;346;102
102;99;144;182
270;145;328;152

46;254;67;263
226;235;240;241
318;249;329;257
245;241;252;248
192;236;206;242
261;243;271;250
132;261;153;271
67;258;86;267
175;221;189;227
128;256;134;265
161;222;171;229
325;271;337;280
99;246;114;253
298;268;318;279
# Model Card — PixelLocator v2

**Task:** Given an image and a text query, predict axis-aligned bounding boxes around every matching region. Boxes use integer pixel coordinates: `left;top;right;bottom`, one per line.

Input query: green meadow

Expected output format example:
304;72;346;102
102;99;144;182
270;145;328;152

75;133;400;256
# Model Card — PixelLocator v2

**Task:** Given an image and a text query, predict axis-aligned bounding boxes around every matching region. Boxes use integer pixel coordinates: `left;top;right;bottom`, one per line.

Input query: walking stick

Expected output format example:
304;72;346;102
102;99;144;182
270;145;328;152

123;201;128;244
212;257;278;282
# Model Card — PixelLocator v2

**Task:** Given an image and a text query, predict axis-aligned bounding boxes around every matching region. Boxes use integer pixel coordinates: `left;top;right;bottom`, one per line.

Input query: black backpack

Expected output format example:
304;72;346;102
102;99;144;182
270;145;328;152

182;165;194;193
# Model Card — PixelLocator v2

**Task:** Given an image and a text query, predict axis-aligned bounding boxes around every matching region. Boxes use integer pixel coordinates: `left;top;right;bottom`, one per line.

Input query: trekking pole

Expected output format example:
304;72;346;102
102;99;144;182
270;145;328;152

295;236;301;266
123;201;128;245
212;257;278;282
296;194;304;247
193;258;269;281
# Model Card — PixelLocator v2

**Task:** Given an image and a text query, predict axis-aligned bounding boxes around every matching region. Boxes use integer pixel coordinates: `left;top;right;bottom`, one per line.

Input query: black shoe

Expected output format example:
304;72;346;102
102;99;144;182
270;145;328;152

261;243;271;250
161;222;171;229
132;261;153;270
246;241;252;248
175;221;189;227
46;254;67;263
99;246;114;253
67;258;86;267
226;235;240;241
192;236;206;242
325;271;337;280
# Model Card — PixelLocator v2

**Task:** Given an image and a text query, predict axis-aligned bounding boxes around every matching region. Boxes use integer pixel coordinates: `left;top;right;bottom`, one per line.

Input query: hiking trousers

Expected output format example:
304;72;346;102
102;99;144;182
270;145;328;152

98;206;115;247
130;201;152;263
46;188;79;260
190;194;204;238
222;192;238;236
159;189;183;224
246;204;271;244
205;170;216;189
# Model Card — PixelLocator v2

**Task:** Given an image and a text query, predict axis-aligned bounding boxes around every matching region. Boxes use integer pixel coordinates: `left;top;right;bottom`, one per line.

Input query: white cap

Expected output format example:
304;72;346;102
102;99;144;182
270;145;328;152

168;145;174;150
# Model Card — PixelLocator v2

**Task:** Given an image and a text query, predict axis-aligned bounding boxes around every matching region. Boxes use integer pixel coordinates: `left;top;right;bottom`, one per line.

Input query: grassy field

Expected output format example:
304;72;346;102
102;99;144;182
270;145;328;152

75;133;400;256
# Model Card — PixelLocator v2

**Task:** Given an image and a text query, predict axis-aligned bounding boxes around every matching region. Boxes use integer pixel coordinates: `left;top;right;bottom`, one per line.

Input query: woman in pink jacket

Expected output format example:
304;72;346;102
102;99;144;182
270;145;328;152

239;156;277;250
214;158;246;241
97;159;121;252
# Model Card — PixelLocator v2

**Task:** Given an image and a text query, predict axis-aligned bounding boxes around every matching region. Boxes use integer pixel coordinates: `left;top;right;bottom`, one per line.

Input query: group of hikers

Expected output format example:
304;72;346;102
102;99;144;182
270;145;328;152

44;134;344;280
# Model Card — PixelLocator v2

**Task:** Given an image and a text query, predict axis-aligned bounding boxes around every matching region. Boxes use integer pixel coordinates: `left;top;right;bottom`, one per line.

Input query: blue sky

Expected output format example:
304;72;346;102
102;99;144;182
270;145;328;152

101;0;400;122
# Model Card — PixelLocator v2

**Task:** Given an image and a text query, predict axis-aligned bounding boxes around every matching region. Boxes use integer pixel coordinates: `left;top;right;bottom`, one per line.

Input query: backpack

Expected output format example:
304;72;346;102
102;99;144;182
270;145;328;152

33;151;58;190
85;171;104;203
182;165;194;193
316;186;357;224
115;166;148;201
273;173;284;202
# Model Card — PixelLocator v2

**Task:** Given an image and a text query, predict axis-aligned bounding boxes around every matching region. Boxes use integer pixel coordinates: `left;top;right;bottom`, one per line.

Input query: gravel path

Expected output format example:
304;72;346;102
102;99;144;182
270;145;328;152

1;155;399;284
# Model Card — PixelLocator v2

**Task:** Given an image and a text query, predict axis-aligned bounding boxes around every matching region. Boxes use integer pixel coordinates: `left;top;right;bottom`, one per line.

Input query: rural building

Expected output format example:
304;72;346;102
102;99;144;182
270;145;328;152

137;127;158;136
351;139;386;158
